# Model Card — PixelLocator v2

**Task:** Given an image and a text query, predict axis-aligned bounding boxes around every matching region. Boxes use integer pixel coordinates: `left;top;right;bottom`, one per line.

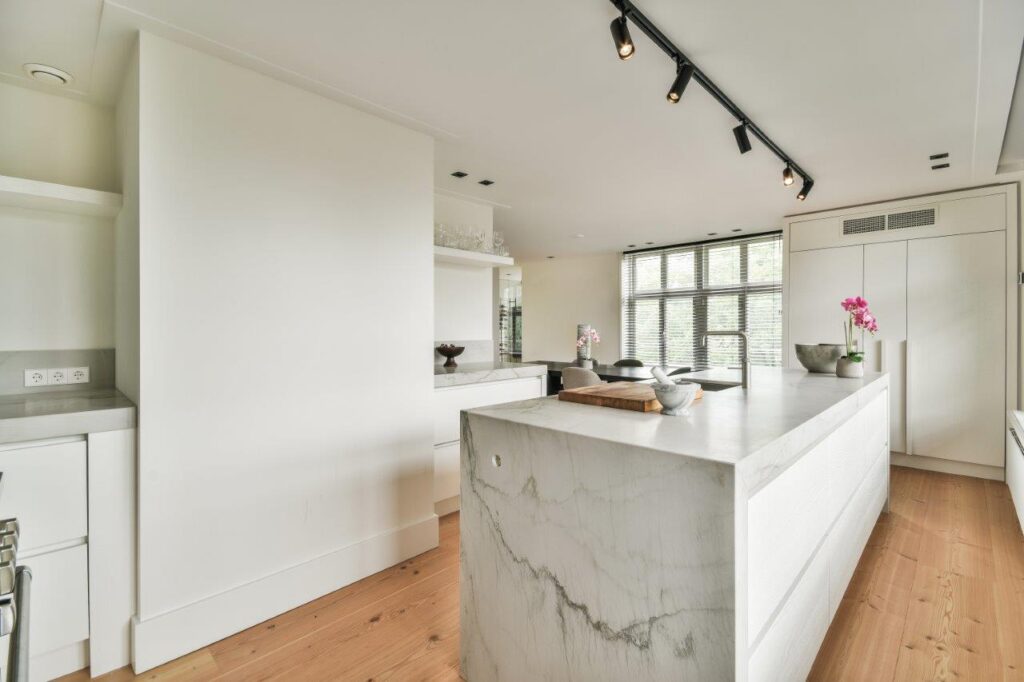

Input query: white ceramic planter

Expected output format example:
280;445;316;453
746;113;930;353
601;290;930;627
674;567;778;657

836;356;864;378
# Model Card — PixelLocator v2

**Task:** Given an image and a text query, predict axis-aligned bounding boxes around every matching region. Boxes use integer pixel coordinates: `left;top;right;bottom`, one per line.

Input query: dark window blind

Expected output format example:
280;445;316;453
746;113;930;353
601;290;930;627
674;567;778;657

621;232;783;370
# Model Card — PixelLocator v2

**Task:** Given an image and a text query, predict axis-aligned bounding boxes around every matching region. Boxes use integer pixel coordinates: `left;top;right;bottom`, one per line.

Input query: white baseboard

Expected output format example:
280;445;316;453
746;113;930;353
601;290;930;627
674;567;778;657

33;640;89;682
434;494;460;517
131;514;439;673
891;452;1005;481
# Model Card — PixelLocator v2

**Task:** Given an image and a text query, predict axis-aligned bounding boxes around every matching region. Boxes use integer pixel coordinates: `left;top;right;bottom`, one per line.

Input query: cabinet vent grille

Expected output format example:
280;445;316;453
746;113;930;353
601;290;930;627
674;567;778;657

887;208;935;230
842;215;886;235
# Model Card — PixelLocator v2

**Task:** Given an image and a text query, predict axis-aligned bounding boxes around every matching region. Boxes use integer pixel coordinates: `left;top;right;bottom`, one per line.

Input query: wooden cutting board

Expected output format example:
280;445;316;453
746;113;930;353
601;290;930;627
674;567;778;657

558;382;703;412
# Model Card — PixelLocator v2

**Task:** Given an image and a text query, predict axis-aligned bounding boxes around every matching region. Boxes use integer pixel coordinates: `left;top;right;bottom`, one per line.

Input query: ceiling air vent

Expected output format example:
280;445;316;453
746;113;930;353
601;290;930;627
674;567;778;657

887;208;935;230
842;215;886;235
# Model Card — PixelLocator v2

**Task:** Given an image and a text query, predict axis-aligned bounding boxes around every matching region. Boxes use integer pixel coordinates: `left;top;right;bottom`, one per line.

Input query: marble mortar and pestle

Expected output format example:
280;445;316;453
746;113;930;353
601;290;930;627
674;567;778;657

651;367;700;416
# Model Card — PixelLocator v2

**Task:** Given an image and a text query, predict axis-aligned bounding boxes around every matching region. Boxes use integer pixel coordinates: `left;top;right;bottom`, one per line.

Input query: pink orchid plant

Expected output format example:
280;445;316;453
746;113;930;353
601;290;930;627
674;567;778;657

841;297;878;362
576;328;601;349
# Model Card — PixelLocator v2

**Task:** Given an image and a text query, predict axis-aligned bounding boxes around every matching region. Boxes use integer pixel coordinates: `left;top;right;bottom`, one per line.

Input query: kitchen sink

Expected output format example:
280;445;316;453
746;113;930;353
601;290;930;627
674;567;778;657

690;380;740;392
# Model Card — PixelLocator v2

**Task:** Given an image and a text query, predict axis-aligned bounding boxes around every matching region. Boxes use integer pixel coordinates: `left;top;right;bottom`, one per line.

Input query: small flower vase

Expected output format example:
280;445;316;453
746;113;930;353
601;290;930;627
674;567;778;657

836;356;864;378
576;323;592;367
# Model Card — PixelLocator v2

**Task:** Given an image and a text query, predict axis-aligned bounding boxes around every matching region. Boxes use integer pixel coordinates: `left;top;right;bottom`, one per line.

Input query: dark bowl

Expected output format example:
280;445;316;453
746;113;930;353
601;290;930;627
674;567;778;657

436;344;466;368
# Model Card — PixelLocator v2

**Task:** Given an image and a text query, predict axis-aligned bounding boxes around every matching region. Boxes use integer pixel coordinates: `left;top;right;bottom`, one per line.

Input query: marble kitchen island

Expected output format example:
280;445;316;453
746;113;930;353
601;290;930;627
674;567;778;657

460;368;889;682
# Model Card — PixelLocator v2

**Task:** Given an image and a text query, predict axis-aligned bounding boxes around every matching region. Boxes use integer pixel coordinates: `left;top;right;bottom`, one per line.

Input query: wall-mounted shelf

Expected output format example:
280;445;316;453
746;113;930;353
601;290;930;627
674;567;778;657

0;174;123;218
434;245;513;267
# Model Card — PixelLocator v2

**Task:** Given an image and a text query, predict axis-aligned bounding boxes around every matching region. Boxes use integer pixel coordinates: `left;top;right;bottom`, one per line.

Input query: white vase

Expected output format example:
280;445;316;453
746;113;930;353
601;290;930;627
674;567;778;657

836;356;864;378
576;323;591;364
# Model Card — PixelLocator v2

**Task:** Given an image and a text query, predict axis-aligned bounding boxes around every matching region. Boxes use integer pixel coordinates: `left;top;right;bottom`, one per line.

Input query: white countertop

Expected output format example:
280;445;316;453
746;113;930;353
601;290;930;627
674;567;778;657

0;388;136;444
467;367;888;469
434;361;546;388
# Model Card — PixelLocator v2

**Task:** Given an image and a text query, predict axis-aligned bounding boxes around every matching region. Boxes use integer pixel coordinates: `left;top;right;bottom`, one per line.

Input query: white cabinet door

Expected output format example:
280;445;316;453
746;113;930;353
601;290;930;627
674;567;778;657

908;232;1005;466
864;241;907;453
22;544;90;656
433;377;544;446
787;246;863;367
0;439;88;552
433;442;461;504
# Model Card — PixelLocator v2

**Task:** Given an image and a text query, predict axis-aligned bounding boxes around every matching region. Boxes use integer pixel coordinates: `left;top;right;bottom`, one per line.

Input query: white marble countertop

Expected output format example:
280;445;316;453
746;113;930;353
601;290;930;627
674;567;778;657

467;367;888;470
0;388;136;444
434;361;546;388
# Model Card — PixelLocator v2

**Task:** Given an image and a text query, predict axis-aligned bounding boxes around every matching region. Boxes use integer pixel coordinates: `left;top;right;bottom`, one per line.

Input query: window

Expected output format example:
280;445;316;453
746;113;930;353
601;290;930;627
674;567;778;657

621;232;783;369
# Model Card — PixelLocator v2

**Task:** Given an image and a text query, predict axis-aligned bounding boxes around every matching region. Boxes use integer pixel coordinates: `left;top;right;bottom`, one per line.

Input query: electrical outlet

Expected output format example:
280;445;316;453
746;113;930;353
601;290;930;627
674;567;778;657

68;367;90;384
47;368;67;385
23;369;47;387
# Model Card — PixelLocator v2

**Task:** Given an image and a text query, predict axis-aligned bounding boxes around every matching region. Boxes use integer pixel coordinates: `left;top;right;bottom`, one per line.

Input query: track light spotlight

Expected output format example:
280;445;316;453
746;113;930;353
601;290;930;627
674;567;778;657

733;123;751;154
610;14;635;60
666;63;694;103
782;164;794;186
601;0;815;199
797;178;814;201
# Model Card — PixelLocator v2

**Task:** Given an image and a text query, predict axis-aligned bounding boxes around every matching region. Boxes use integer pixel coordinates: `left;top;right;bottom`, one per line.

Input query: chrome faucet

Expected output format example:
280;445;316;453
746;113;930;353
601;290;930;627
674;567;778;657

701;330;750;389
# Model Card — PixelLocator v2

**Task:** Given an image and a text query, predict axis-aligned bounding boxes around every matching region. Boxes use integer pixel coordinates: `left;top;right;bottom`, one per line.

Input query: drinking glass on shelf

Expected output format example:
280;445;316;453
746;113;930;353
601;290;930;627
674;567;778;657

471;229;486;252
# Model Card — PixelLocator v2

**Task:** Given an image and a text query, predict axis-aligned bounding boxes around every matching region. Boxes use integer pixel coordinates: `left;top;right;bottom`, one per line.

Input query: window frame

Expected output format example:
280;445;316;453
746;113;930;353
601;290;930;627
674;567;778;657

621;232;783;369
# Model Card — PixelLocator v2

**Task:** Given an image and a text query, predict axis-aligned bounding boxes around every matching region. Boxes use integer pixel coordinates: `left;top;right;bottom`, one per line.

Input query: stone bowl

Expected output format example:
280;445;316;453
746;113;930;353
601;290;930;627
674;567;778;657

794;344;845;373
654;381;700;416
435;344;465;368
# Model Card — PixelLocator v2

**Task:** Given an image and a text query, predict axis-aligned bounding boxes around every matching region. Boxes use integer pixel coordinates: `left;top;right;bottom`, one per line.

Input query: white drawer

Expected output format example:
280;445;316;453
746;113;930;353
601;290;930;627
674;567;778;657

433;377;543;446
827;446;888;618
0;439;87;551
23;544;90;657
748;544;829;682
826;393;887;524
1007;426;1024;532
434;442;460;503
747;436;830;641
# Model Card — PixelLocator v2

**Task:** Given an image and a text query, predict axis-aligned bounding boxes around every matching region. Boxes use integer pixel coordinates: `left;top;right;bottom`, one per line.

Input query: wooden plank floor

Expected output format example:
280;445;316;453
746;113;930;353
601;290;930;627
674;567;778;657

809;465;1024;681
60;465;1024;682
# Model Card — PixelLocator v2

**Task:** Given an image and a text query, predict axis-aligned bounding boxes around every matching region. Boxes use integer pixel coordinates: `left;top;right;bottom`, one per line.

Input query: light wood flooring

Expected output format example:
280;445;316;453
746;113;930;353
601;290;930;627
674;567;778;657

61;465;1024;681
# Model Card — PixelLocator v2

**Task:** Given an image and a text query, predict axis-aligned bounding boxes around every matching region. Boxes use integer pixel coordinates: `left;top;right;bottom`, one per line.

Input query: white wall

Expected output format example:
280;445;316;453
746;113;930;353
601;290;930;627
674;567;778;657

521;253;622;362
433;195;496;353
0;82;117;352
435;193;492;238
0;207;114;351
125;34;436;668
0;81;116;192
434;262;493;340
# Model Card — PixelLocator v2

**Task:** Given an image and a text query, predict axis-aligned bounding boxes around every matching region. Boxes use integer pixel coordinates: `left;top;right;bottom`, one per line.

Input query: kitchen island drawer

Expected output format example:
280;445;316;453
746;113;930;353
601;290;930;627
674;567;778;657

0;438;88;551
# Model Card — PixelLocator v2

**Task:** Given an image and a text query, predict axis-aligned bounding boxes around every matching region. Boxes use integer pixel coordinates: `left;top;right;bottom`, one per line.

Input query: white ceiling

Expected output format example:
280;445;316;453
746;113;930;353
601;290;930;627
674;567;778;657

1;0;1022;259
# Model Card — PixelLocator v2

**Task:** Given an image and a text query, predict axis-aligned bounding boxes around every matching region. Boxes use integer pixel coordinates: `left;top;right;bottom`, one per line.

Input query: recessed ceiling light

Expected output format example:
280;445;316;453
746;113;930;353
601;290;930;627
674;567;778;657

732;228;742;232
450;171;468;178
627;244;637;248
645;241;654;245
573;233;585;238
707;232;718;236
546;255;555;259
23;63;72;86
478;179;494;186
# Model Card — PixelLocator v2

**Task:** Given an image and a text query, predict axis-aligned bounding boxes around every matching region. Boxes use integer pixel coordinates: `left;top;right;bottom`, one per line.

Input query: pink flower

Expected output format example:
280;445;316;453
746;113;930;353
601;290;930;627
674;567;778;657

841;296;869;312
577;328;601;347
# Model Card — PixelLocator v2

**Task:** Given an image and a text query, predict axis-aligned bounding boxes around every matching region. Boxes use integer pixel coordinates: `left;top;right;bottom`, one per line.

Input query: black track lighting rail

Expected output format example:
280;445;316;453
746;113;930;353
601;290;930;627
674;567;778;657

610;0;814;196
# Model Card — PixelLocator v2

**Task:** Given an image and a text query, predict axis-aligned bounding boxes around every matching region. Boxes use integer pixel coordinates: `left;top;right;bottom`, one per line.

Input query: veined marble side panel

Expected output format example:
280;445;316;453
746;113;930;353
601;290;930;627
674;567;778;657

461;410;736;682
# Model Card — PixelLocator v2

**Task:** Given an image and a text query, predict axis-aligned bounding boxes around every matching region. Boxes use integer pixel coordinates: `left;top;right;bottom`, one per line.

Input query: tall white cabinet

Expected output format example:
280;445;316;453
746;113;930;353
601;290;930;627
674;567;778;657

784;184;1018;479
907;232;1006;467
